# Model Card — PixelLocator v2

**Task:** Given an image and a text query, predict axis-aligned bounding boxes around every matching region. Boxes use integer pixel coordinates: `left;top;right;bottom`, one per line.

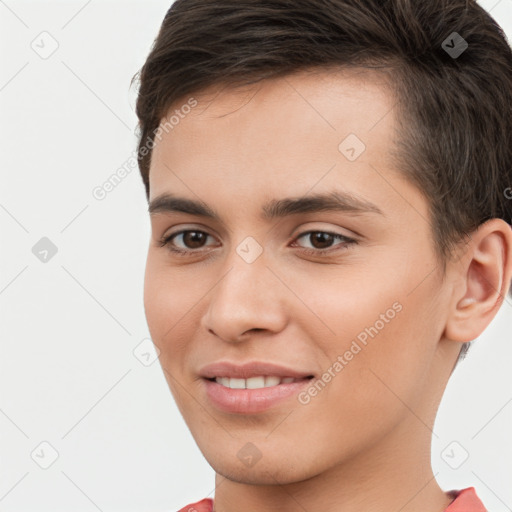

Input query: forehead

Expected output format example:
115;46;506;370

157;67;395;141
188;66;393;114
148;67;403;210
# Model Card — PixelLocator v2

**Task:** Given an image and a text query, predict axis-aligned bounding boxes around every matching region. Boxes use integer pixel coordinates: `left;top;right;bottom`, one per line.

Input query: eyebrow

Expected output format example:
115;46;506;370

148;190;384;220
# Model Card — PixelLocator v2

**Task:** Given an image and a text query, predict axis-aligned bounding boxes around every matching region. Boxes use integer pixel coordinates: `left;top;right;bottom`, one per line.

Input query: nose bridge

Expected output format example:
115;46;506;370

201;237;283;341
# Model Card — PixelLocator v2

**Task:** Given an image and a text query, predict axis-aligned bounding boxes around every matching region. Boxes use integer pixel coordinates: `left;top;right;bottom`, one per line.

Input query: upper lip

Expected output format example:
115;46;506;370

199;361;314;380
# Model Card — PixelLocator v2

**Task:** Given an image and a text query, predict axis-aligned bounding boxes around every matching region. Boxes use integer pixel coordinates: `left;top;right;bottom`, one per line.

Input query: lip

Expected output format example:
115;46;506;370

198;360;315;414
202;377;313;414
199;360;314;380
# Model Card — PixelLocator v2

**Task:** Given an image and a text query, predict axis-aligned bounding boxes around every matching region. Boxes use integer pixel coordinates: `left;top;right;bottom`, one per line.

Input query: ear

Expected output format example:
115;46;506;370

444;219;512;343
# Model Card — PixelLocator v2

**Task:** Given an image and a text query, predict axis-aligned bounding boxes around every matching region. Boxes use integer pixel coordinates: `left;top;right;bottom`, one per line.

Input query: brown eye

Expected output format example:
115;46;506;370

293;230;357;256
159;230;216;254
180;231;208;249
307;232;335;249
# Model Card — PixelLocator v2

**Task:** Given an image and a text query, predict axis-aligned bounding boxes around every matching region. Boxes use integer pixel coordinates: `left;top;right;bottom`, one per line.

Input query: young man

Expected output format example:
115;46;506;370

132;1;512;510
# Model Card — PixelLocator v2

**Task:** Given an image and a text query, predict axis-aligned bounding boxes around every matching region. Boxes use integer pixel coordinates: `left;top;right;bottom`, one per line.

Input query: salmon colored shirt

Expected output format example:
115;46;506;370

177;486;486;512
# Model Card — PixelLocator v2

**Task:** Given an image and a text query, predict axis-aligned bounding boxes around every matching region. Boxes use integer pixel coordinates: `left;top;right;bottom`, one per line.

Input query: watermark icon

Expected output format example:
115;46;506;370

32;237;58;263
504;187;512;200
298;301;403;405
442;32;468;59
236;236;263;263
338;133;366;161
133;337;160;366
30;31;59;60
31;441;59;469
441;440;469;469
237;442;262;468
92;97;197;201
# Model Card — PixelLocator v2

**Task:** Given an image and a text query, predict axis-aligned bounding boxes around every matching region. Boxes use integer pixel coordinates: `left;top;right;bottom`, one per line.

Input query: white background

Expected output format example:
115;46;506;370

1;1;511;510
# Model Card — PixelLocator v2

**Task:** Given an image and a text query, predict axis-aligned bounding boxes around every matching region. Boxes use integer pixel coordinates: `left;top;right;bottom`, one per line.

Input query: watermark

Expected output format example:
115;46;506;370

441;32;468;59
32;236;58;263
237;442;263;468
92;97;198;201
338;133;366;161
133;337;160;366
92;154;138;200
31;441;59;469
236;236;263;263
504;187;512;200
30;31;59;60
298;300;403;405
441;440;469;469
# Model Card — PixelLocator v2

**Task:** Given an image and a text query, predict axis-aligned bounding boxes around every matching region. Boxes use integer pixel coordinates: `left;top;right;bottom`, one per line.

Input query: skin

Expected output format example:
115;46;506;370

143;68;512;512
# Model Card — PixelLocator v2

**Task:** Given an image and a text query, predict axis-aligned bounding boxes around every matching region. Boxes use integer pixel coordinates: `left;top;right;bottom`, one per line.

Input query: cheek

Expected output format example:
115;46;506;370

143;258;169;344
299;261;435;418
143;254;195;359
143;256;203;412
286;306;429;463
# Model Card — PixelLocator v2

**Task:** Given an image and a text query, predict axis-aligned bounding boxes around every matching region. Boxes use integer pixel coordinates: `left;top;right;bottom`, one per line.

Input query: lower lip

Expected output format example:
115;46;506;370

202;377;313;414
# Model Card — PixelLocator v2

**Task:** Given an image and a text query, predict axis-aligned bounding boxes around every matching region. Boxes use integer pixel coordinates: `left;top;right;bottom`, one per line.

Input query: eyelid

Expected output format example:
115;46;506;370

293;229;355;244
291;223;358;239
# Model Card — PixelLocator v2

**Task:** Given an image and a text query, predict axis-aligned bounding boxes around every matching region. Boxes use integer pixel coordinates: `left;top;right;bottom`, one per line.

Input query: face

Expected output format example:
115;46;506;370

144;68;456;484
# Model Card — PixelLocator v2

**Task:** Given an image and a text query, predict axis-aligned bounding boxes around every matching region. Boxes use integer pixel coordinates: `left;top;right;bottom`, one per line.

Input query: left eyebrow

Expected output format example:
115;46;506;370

148;190;385;220
261;190;384;219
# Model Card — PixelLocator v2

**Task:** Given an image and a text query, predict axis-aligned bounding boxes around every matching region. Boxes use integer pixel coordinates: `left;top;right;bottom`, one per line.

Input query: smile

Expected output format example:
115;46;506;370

209;375;311;389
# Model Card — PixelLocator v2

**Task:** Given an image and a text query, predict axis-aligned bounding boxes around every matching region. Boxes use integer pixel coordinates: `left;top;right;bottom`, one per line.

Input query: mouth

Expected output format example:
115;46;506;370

202;375;315;414
199;361;316;412
204;375;314;389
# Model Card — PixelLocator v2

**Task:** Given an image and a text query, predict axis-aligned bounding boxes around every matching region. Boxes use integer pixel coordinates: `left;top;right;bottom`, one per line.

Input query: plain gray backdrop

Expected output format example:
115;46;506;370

1;0;511;510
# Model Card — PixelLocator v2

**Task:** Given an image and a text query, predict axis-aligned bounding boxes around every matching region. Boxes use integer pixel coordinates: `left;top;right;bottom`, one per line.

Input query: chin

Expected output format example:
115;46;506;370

202;443;323;485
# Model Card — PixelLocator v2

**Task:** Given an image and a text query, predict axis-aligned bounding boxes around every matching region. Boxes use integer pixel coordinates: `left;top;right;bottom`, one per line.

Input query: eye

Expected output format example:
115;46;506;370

291;230;357;256
158;230;217;256
158;229;358;257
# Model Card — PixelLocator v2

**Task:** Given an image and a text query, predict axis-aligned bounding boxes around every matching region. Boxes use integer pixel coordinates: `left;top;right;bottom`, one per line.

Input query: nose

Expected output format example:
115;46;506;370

200;248;286;343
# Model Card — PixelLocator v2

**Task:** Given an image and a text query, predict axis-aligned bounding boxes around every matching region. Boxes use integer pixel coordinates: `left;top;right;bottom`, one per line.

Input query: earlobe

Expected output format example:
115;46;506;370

444;219;512;343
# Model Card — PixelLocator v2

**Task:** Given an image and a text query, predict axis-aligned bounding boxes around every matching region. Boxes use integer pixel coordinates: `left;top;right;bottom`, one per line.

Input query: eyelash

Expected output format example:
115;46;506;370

157;229;358;257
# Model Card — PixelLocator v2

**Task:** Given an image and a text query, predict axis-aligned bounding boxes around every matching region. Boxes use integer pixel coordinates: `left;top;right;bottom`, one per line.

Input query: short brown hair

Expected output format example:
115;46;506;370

132;0;512;362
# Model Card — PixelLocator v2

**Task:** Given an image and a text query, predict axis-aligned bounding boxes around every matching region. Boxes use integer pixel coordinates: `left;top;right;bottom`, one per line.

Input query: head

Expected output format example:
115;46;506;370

132;0;512;485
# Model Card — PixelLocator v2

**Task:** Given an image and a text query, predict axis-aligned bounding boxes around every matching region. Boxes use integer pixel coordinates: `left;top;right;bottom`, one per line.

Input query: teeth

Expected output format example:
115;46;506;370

246;376;265;389
264;376;281;387
214;375;301;389
229;378;245;389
